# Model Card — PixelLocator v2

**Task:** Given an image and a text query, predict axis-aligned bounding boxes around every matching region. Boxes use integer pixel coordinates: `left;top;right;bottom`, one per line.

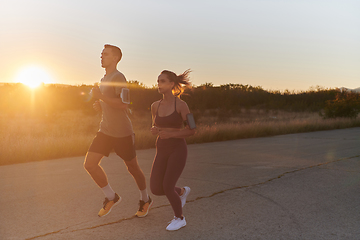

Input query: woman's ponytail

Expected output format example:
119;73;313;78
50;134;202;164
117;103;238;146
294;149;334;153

161;69;191;97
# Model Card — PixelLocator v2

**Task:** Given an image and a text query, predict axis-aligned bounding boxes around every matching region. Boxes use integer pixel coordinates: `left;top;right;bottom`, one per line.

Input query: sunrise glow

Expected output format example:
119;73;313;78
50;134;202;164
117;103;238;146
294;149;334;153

15;66;53;88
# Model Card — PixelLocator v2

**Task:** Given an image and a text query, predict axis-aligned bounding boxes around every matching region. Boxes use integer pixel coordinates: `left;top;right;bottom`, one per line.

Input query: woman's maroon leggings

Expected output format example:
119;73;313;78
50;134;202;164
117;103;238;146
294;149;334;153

150;137;187;218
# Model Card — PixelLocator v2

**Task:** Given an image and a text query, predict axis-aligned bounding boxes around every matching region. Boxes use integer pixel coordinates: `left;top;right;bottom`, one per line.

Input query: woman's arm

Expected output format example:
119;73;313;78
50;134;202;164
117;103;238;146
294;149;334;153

150;101;160;135
158;127;195;139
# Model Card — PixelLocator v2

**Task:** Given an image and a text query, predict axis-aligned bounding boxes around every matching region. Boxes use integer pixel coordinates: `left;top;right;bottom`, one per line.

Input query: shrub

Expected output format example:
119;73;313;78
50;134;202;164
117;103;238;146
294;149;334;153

322;90;360;119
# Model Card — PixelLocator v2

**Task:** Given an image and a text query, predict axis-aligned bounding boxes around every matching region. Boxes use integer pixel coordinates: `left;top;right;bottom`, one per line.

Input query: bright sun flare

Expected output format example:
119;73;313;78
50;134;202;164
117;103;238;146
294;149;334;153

15;66;53;88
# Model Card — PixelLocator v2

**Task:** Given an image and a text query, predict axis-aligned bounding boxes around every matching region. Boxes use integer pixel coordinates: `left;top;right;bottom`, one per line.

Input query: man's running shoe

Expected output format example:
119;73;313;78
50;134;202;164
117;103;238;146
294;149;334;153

135;196;153;217
166;216;186;231
98;193;121;217
180;186;191;208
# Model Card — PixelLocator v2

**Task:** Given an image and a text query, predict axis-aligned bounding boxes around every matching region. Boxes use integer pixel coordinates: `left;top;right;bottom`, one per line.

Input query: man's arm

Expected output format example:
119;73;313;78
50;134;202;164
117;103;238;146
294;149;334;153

93;100;102;112
91;85;128;109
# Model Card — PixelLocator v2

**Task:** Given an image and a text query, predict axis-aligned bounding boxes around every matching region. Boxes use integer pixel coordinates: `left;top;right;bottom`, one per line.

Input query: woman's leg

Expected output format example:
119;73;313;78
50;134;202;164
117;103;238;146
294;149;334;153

162;141;187;218
150;147;169;196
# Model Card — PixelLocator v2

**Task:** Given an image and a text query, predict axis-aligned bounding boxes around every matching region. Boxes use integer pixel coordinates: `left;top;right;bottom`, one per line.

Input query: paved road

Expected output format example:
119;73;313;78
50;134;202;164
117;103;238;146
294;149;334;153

1;128;360;240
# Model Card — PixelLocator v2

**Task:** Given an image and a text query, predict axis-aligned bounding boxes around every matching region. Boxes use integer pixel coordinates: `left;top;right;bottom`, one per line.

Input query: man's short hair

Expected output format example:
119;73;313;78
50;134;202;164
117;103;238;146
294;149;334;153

104;44;122;62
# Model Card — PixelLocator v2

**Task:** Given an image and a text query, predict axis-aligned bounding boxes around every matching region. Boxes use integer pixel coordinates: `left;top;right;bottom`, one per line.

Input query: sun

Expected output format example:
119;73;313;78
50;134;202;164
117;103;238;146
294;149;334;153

15;66;53;88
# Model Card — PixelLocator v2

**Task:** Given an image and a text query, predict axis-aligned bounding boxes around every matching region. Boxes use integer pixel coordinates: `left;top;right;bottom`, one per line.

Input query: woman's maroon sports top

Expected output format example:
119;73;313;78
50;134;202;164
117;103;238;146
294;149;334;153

154;99;183;129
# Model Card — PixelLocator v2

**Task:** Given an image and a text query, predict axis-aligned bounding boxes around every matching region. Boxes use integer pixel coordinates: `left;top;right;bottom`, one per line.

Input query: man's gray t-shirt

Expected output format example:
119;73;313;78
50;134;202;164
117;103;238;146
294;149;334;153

98;70;133;138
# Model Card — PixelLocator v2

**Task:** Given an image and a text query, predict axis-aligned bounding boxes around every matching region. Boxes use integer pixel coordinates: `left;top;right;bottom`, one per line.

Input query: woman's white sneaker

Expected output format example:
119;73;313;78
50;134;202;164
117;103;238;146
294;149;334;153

180;186;191;207
166;216;186;231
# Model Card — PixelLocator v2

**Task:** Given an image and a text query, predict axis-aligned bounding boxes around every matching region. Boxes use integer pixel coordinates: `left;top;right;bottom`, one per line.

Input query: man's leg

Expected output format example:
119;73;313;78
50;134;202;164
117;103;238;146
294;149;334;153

84;151;116;200
84;151;121;217
84;151;108;188
124;156;147;192
125;156;153;217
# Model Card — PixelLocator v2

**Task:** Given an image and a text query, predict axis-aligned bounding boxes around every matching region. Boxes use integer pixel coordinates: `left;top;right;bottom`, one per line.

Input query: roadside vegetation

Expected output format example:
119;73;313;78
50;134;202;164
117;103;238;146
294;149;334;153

0;82;359;165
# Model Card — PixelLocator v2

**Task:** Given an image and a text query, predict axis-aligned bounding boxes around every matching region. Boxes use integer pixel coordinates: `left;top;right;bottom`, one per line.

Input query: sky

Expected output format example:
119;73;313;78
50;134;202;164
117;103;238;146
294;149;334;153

0;0;359;91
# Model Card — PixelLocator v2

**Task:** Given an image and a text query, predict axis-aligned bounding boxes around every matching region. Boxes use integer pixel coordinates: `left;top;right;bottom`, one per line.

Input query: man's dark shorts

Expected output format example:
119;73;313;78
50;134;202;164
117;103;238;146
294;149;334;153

88;132;136;161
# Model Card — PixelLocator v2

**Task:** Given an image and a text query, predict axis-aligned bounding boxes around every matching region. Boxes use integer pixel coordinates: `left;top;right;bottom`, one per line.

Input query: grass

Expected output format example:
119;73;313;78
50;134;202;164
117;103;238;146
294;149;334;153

186;109;360;144
0;111;98;165
1;109;360;166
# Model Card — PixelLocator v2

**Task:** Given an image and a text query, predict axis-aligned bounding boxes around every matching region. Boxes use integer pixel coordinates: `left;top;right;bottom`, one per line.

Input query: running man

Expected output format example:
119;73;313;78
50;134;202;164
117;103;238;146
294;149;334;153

84;44;152;218
150;69;195;231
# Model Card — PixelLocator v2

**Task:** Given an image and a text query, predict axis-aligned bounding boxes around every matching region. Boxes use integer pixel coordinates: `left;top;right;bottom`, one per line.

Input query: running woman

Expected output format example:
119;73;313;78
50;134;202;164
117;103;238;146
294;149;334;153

84;44;152;218
150;69;195;231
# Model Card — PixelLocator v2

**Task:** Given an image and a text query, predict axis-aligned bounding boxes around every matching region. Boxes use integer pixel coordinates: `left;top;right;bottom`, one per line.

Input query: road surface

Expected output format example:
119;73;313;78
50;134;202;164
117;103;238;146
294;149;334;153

1;128;359;240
